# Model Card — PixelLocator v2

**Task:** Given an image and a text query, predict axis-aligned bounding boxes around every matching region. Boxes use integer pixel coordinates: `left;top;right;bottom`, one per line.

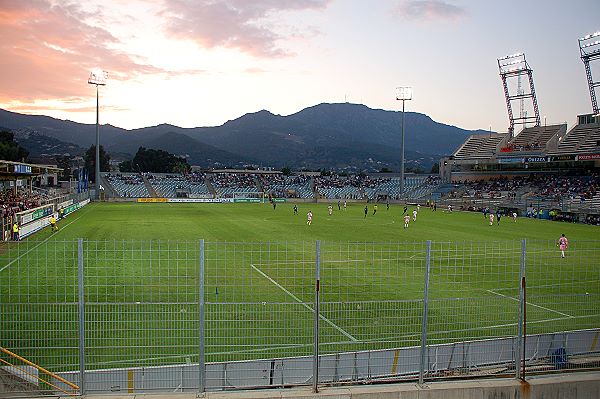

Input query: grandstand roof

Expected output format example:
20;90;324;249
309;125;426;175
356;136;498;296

0;160;61;178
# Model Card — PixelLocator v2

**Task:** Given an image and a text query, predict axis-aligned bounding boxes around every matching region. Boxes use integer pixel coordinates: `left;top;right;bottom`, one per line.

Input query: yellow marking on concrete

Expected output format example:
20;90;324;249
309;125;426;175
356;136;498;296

128;370;134;393
392;349;399;374
591;331;599;352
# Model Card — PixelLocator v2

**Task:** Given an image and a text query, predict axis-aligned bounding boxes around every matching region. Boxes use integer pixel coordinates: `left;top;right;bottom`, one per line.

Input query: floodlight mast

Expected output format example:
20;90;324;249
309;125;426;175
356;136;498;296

396;87;412;196
497;53;540;136
88;70;108;200
579;31;600;116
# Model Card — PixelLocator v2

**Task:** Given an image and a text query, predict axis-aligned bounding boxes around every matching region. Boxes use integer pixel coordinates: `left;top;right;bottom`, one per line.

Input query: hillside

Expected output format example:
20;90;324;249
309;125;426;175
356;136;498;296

0;103;489;170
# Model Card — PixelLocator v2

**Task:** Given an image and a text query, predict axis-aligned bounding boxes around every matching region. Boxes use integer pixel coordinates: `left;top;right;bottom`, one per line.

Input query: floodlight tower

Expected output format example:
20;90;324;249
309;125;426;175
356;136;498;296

579;31;600;116
396;87;412;195
88;69;108;200
498;53;541;136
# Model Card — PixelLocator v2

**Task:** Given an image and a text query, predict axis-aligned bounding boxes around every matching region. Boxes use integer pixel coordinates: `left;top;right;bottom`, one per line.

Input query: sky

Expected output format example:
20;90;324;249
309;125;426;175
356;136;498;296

0;0;599;133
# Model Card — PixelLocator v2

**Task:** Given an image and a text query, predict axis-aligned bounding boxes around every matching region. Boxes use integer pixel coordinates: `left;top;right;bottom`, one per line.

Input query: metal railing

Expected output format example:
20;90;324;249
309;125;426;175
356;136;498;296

0;239;598;395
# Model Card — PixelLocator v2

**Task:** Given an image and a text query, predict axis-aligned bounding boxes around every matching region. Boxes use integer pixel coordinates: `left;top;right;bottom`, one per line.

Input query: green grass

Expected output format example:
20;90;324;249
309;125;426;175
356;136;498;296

0;201;598;372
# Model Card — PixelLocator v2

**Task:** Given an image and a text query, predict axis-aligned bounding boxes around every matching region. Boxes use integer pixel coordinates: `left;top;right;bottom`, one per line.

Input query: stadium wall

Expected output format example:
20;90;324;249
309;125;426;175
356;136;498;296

51;329;600;394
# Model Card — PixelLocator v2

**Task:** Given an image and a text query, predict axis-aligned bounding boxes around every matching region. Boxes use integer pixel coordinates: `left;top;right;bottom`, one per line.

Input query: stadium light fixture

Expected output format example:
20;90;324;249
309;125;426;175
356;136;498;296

88;69;108;200
396;86;412;195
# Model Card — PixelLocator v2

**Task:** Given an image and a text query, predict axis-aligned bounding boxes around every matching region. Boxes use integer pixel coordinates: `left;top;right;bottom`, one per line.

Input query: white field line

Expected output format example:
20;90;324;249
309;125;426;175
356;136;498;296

250;263;358;342
491;280;600;291
251;257;426;266
0;210;89;273
486;289;574;318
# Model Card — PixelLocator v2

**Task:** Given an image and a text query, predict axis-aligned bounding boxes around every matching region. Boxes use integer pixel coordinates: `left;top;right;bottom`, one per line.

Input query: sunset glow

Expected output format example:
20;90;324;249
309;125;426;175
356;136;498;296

0;0;598;131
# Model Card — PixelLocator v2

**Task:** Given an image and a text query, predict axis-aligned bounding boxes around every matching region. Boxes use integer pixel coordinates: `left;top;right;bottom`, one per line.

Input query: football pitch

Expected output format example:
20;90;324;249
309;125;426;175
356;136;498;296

1;201;599;372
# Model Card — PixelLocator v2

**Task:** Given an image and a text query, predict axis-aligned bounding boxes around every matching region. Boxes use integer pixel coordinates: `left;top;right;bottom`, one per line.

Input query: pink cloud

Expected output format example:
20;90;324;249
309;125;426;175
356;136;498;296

161;0;332;57
0;0;165;106
394;0;466;23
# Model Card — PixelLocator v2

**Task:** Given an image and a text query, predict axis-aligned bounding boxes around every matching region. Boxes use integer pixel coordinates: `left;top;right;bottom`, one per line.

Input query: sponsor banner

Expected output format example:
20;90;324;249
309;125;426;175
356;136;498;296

577;153;600;161
58;199;73;209
14;164;32;174
497;157;524;164
137;198;168;203
17;204;54;225
234;198;262;203
524;156;548;163
167;198;233;203
18;198;89;239
19;215;53;239
550;154;576;161
272;198;287;203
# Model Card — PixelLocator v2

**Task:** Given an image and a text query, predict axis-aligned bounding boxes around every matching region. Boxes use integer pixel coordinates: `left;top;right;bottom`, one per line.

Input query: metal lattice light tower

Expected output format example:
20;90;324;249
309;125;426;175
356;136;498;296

88;69;108;200
396;87;412;195
579;31;600;116
497;53;541;136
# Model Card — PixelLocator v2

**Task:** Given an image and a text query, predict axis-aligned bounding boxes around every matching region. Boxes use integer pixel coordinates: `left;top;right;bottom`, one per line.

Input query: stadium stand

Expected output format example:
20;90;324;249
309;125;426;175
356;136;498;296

104;173;150;198
549;122;600;154
452;133;506;159
209;172;260;198
500;124;566;153
260;174;313;199
148;172;211;198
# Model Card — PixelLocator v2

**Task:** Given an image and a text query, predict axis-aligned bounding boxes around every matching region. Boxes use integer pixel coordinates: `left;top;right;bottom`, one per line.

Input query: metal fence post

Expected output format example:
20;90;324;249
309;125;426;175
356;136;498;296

516;239;526;380
77;238;86;395
419;240;432;385
199;240;206;394
312;240;321;393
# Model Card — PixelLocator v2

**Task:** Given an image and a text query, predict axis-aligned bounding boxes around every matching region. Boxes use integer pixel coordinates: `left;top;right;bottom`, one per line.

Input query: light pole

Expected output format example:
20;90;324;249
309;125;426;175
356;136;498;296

88;69;108;200
396;87;412;195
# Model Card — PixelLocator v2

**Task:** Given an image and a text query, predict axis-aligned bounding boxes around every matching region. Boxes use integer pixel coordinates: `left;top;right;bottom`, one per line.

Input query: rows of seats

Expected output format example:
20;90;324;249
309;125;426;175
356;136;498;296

550;124;600;154
105;173;150;198
501;125;564;153
147;173;210;197
453;134;506;159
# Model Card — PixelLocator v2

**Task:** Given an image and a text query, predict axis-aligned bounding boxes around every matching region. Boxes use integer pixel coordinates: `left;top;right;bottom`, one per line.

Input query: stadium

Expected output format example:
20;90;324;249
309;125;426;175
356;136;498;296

1;15;600;399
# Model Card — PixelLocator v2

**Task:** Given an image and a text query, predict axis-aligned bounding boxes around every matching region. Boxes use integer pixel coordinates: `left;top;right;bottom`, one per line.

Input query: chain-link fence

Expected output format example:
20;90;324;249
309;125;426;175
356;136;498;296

1;239;598;395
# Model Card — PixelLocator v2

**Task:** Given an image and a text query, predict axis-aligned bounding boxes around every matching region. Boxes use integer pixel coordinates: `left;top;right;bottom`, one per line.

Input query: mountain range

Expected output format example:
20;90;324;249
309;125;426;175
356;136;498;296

0;103;489;171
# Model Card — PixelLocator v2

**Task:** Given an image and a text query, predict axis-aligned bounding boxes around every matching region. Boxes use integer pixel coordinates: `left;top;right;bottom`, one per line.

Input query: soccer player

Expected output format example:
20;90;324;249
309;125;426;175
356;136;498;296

307;210;313;225
293;204;298;215
50;215;58;232
557;234;569;258
403;206;408;215
373;204;378;215
496;210;502;225
412;209;418;222
364;205;368;218
386;200;390;210
343;200;347;211
328;204;333;216
489;213;494;226
512;212;517;222
403;214;410;228
338;200;341;211
417;204;421;212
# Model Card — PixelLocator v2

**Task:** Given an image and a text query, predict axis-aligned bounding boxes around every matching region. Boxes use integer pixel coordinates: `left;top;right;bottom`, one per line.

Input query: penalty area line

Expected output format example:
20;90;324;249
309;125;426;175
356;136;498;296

486;289;574;318
250;263;358;342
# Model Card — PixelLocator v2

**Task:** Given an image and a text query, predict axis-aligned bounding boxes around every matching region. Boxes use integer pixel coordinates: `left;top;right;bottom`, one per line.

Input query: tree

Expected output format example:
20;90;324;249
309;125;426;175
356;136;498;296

281;167;291;176
0;130;29;161
127;147;190;173
430;163;440;174
118;160;134;173
55;156;72;180
84;145;110;183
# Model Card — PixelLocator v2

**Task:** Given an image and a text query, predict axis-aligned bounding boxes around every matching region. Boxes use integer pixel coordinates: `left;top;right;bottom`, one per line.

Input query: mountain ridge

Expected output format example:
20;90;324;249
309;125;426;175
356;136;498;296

0;103;489;171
